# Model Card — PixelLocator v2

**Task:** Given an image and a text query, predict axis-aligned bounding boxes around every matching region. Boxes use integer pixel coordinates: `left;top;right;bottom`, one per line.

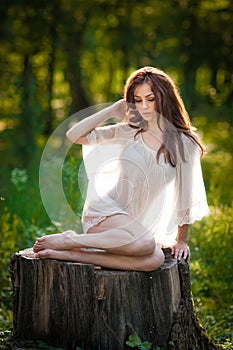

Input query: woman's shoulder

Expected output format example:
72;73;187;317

113;122;137;138
180;132;201;157
97;122;132;131
90;122;136;143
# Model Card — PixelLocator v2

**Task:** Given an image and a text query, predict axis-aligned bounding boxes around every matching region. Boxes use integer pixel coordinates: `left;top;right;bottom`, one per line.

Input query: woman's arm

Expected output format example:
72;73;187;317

171;224;190;261
66;99;127;145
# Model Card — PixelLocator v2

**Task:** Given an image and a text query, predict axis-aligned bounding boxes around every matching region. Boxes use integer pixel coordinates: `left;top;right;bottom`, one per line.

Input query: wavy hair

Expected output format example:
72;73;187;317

123;66;204;166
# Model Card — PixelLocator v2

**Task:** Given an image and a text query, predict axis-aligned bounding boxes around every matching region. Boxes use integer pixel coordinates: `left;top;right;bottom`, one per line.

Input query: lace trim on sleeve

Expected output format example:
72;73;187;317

176;200;210;226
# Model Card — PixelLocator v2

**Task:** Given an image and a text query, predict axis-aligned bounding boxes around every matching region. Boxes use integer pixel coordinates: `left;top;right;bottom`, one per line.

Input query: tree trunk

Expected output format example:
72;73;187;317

17;54;37;167
10;248;221;350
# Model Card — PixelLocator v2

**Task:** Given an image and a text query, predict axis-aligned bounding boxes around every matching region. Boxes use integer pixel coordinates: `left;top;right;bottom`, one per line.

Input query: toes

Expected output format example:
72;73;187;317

37;236;46;242
35;249;63;260
33;243;43;253
35;249;51;259
34;251;43;259
33;244;38;253
33;237;47;252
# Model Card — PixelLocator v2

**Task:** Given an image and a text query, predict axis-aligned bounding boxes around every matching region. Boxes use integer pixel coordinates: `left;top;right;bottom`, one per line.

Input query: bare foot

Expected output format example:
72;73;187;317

33;230;82;253
35;248;81;261
35;249;102;269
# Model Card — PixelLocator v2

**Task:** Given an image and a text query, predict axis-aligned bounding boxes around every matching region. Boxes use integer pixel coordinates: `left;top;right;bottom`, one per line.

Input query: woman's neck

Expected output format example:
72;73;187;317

146;119;162;135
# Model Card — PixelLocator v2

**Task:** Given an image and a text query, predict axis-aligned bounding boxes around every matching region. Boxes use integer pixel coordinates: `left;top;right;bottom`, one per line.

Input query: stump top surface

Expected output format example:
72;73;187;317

16;247;177;274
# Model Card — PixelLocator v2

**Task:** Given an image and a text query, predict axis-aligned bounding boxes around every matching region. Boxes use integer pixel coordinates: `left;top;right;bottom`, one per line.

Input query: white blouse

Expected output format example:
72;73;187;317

81;122;210;247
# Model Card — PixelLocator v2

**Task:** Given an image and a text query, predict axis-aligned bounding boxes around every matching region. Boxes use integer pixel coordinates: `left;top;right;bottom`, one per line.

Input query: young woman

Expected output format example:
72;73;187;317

33;66;210;271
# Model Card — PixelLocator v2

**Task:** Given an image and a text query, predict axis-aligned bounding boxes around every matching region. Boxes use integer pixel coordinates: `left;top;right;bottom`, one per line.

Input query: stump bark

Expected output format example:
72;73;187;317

10;248;221;350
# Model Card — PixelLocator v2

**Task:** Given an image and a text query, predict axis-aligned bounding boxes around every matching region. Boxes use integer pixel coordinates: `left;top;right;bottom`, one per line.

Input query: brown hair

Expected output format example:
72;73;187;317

123;66;204;166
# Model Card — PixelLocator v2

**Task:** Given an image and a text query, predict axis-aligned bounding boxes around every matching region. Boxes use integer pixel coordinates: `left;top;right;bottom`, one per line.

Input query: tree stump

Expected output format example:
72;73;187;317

10;248;221;350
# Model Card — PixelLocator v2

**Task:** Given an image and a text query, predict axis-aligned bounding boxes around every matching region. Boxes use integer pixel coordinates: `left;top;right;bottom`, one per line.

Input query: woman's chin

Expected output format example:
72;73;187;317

141;113;156;122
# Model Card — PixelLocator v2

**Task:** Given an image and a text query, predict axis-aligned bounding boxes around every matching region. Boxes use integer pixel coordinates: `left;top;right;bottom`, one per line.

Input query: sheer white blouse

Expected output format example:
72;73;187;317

81;122;210;247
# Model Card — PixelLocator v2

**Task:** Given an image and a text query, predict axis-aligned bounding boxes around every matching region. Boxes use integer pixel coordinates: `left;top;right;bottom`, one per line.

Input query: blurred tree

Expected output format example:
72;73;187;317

1;2;46;165
199;0;233;106
60;0;92;114
43;2;59;135
0;0;232;168
172;0;233;107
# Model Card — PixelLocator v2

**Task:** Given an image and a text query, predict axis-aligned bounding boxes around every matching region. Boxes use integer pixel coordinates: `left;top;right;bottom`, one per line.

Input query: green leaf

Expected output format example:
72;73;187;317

140;341;152;350
126;333;142;347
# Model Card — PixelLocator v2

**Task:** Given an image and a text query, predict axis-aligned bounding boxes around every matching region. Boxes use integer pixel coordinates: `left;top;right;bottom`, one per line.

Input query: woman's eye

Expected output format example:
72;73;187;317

134;98;155;103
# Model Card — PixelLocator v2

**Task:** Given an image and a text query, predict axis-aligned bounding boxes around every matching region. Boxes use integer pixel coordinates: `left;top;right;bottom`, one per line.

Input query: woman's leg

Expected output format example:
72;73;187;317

34;245;165;272
33;214;154;256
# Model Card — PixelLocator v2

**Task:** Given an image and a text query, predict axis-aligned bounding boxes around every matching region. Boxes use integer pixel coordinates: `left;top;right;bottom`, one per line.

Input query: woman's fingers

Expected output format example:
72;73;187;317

172;245;190;261
111;99;127;117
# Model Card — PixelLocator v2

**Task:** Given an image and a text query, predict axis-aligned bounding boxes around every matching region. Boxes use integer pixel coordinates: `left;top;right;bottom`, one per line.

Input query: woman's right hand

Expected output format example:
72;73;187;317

110;99;141;126
109;99;128;119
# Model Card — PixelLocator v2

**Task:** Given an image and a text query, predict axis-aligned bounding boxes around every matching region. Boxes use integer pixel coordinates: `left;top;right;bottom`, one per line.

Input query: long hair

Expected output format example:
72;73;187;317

123;66;204;166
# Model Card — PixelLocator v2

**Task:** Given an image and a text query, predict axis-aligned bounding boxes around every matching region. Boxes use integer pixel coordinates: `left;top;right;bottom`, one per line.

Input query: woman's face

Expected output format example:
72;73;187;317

133;83;156;123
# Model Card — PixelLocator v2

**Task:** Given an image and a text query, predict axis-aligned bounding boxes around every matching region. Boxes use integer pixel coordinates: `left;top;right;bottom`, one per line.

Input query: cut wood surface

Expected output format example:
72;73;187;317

10;248;221;350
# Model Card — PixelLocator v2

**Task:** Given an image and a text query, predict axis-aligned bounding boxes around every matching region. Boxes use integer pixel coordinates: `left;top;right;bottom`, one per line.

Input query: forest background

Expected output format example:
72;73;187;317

0;0;232;349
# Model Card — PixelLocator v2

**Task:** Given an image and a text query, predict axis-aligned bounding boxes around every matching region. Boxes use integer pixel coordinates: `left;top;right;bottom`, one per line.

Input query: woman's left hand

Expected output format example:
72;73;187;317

171;240;190;261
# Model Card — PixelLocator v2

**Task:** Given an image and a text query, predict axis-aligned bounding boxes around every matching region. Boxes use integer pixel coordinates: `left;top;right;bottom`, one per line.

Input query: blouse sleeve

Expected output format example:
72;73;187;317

82;123;135;181
86;122;135;145
174;136;210;226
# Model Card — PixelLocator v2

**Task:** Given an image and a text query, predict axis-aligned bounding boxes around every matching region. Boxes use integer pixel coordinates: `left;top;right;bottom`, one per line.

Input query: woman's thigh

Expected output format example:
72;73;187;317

87;213;149;237
86;214;156;255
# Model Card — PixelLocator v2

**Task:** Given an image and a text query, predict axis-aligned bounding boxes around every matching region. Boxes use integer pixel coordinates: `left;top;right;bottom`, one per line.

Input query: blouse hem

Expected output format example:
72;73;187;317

176;210;210;226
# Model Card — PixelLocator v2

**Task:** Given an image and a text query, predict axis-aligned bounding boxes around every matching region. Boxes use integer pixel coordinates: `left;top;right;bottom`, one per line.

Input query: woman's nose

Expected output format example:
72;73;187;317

142;99;148;109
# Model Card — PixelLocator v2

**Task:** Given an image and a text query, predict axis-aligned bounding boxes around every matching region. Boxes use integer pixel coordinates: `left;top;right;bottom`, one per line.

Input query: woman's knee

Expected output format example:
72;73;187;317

139;247;165;272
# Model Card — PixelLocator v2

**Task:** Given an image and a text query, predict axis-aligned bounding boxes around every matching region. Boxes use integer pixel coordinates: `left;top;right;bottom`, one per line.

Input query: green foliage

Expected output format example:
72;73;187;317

189;206;233;342
0;208;23;329
62;155;85;219
10;168;29;191
0;0;232;171
126;333;160;350
189;115;233;348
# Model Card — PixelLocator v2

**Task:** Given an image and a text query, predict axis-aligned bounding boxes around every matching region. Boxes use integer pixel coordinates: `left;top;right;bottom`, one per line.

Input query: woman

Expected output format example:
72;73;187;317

33;66;210;271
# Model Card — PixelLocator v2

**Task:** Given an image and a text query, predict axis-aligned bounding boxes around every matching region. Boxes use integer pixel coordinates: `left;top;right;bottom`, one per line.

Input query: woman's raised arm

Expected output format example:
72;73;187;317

66;99;127;145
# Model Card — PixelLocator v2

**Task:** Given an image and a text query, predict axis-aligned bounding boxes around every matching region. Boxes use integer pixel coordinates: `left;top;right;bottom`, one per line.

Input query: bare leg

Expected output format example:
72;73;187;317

33;214;152;254
34;245;165;272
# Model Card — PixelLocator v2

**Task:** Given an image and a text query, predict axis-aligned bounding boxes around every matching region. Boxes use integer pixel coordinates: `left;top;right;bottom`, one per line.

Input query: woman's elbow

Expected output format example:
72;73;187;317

66;130;76;143
66;130;85;145
66;130;72;141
